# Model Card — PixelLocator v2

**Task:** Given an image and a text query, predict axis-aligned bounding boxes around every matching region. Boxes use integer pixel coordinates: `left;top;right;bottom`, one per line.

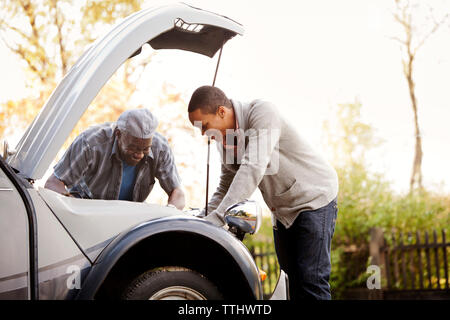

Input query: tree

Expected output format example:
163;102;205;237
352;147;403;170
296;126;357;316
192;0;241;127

322;99;382;169
322;99;450;298
391;0;449;192
0;0;143;137
322;100;388;244
0;0;141;83
0;0;207;207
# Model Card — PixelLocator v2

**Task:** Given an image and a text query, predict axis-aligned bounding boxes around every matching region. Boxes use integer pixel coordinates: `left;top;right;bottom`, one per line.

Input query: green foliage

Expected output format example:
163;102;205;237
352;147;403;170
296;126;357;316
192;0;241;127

327;100;450;298
331;178;450;298
333;167;449;244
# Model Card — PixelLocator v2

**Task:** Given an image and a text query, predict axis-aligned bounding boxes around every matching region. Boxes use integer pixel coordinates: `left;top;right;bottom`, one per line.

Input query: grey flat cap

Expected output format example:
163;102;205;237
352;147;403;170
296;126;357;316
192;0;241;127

117;109;158;139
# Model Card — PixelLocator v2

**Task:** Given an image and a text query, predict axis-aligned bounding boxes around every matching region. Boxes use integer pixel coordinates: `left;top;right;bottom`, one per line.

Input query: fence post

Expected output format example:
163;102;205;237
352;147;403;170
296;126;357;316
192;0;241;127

443;230;449;290
369;227;387;289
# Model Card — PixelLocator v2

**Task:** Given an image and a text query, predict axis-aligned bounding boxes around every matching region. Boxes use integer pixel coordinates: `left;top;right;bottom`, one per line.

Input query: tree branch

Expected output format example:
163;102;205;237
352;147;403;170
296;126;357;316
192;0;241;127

18;0;48;78
389;36;407;45
50;0;68;75
413;13;449;55
0;20;31;42
0;32;45;83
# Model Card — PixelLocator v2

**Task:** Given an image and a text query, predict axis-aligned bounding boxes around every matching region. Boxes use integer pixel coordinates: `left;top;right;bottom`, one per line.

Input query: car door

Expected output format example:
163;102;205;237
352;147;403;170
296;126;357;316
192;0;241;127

0;164;30;299
0;156;92;300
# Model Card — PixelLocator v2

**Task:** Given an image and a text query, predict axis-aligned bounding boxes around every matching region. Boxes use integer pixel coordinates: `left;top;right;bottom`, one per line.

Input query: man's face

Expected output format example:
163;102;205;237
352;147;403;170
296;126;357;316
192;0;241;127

116;130;152;166
188;106;235;144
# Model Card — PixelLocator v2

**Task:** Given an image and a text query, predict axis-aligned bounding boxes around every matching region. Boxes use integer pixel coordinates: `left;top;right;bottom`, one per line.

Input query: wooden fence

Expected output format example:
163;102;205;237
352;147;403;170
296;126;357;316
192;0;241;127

369;227;450;299
249;228;450;300
248;242;280;299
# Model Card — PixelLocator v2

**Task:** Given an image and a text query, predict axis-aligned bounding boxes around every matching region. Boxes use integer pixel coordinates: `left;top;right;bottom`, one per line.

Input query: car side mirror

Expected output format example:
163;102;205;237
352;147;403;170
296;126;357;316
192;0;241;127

225;200;262;240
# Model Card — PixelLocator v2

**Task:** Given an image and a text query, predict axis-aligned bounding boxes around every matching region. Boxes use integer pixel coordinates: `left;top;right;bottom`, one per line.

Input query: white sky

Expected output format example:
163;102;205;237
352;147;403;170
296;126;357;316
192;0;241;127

1;0;450;195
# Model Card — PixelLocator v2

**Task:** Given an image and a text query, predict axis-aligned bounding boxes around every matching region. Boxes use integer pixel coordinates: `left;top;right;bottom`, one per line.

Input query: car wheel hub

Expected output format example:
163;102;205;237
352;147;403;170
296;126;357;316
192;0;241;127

149;286;207;300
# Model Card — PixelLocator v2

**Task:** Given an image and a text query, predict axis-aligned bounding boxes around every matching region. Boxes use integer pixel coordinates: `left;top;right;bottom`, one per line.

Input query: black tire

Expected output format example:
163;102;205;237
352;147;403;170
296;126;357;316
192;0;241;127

122;268;223;300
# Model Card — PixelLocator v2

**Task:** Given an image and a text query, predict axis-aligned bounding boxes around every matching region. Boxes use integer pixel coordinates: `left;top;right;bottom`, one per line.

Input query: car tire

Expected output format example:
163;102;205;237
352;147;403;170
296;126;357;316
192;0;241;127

122;268;223;300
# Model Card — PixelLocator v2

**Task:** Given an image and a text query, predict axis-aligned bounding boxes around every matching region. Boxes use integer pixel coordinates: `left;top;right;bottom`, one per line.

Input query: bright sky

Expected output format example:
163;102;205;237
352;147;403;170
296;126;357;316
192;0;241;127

1;0;450;195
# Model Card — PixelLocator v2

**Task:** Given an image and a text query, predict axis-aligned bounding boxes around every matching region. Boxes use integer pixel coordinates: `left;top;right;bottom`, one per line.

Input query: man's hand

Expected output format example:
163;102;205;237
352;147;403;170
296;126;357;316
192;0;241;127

204;211;225;227
45;174;70;196
168;187;185;210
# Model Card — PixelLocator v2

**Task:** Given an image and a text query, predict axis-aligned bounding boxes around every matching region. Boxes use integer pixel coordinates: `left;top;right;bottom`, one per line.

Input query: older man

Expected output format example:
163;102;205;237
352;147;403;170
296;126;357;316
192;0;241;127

45;108;185;209
188;85;338;300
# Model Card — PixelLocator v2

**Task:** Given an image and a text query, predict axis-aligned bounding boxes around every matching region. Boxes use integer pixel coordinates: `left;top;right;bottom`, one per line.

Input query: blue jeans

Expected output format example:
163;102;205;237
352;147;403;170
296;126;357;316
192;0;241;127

273;198;338;300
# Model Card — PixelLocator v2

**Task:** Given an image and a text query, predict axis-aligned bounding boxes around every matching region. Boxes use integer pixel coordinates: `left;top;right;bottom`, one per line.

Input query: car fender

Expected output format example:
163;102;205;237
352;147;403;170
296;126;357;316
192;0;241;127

76;215;262;299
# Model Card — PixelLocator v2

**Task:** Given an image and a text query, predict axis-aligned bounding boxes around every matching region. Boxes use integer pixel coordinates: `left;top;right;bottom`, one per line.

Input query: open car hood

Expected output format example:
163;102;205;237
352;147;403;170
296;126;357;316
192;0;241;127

8;3;243;179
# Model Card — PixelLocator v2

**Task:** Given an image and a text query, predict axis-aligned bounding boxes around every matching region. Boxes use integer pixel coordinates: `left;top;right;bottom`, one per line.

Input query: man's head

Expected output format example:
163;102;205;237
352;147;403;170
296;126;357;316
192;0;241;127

188;86;235;141
115;109;158;166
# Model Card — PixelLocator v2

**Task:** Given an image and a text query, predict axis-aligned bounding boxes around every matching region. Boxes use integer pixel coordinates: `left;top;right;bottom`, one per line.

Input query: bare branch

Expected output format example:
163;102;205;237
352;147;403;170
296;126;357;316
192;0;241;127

413;13;450;55
0;32;45;83
50;0;68;75
0;20;33;45
389;36;407;45
18;0;48;76
0;32;18;53
18;0;39;39
393;11;409;30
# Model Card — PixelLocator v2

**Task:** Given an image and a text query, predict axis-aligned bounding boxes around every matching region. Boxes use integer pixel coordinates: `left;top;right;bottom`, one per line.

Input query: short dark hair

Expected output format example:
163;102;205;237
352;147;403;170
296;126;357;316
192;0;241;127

188;85;232;114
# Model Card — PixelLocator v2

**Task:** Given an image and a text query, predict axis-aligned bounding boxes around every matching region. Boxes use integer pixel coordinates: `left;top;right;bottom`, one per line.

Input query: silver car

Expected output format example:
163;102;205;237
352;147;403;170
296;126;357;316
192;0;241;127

0;3;288;300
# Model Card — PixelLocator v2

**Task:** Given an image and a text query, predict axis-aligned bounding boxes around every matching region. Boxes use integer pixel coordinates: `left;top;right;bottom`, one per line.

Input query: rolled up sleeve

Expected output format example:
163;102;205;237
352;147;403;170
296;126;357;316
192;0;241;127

53;134;92;188
155;148;181;195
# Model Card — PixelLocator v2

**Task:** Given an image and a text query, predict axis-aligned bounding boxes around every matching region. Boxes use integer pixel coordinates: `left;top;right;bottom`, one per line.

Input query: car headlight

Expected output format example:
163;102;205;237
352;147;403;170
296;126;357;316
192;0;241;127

224;200;262;235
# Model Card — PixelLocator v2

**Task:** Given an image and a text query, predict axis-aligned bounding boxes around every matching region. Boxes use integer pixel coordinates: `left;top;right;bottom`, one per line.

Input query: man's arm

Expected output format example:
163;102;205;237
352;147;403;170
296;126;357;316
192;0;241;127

168;187;185;210
44;174;71;196
204;163;235;214
155;141;186;209
52;133;92;191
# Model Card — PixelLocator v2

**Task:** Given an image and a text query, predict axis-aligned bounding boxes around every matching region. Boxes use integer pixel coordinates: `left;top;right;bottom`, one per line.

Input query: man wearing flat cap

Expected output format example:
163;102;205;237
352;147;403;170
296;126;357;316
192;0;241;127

45;109;185;209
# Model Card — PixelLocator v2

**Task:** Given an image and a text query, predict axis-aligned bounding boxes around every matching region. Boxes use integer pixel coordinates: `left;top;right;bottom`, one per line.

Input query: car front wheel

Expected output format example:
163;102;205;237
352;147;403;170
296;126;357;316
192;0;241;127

122;267;223;300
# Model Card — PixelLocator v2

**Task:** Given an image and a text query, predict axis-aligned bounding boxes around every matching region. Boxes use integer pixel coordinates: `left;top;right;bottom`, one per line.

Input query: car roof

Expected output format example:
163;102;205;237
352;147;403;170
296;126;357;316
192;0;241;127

8;3;244;179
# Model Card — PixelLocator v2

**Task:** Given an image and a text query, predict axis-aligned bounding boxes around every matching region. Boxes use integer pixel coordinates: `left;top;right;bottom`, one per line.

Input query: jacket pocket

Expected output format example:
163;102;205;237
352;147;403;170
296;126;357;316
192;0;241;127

272;179;299;206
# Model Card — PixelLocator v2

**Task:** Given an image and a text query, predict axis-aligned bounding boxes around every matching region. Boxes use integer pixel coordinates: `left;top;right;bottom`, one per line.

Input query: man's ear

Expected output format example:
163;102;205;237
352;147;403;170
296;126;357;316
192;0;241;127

217;105;226;118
